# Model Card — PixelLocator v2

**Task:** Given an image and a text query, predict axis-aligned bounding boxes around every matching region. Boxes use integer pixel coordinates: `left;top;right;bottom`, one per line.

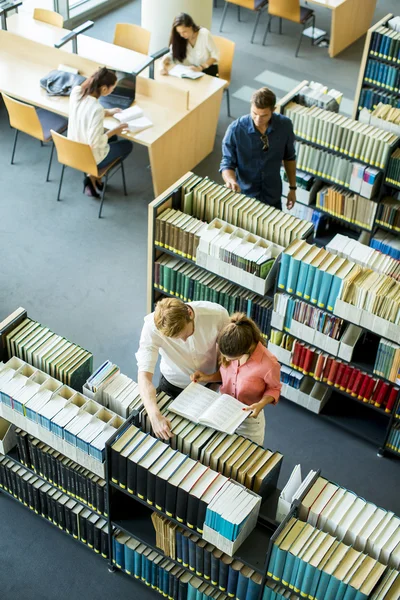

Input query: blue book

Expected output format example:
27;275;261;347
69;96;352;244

314;571;333;599
187;583;197;600
324;575;342;600
268;518;298;579
283;298;296;332
281;552;297;587
286;243;310;295
236;572;250;600
176;531;183;563
317;258;343;309
277;252;291;290
182;533;189;567
227;563;240;597
342;586;357;600
124;542;135;575
299;563;317;597
114;535;125;569
245;576;261;600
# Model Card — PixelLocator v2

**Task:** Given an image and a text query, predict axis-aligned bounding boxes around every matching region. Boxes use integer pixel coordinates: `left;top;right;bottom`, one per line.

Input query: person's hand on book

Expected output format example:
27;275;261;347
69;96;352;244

115;122;130;134
150;412;173;440
190;370;210;384
242;401;264;418
106;108;123;117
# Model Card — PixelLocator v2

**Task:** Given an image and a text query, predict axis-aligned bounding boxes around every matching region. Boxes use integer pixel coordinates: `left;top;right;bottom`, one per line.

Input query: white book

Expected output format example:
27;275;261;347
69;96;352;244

126;116;153;133
168;382;249;435
169;64;204;79
114;105;144;122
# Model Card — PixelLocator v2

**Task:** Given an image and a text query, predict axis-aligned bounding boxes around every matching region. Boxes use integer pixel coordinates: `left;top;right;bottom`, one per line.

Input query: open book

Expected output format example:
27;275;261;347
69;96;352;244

169;65;204;80
168;382;249;435
114;105;152;133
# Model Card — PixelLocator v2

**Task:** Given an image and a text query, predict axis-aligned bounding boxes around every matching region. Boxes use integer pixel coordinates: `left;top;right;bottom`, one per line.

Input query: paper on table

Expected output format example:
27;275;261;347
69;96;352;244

114;105;144;122
169;64;204;80
126;116;153;133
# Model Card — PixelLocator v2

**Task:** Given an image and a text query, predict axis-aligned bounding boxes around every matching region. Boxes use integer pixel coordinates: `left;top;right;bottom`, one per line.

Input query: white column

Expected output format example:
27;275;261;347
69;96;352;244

142;0;213;54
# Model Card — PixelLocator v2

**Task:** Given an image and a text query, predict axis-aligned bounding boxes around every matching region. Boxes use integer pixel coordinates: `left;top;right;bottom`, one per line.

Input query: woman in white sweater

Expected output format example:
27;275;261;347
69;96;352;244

160;13;220;77
68;67;133;198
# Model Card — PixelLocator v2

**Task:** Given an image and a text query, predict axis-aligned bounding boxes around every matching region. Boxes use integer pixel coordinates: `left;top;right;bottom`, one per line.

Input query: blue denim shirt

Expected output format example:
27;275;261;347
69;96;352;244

220;113;296;206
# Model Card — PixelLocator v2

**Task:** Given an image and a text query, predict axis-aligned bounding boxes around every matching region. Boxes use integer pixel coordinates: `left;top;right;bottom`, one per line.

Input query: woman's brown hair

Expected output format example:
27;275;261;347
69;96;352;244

217;313;264;365
80;67;117;99
170;13;200;62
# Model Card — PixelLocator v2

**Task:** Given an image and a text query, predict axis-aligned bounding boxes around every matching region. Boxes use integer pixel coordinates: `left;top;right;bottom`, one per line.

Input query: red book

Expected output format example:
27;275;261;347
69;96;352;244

350;370;364;397
363;378;377;403
357;374;372;400
327;360;340;386
291;341;302;368
334;362;346;388
374;381;389;408
297;344;307;371
303;347;315;375
339;365;352;391
309;352;319;378
322;357;333;383
314;354;326;381
346;368;360;394
385;387;399;413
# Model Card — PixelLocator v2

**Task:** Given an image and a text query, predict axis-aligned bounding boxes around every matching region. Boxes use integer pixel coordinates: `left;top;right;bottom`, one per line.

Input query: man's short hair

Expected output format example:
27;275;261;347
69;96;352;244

251;87;276;110
154;298;191;337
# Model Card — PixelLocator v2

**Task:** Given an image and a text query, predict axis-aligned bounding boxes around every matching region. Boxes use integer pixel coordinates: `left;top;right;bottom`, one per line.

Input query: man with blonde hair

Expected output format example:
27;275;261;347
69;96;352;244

136;298;229;440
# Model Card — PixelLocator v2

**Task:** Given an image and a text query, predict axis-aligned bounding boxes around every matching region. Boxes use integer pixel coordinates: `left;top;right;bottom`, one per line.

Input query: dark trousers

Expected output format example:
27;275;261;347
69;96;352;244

97;135;133;170
156;375;185;399
203;64;219;77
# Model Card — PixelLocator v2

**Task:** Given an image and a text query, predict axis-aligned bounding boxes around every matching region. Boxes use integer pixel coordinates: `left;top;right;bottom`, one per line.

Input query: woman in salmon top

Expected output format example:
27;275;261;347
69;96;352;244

191;313;281;445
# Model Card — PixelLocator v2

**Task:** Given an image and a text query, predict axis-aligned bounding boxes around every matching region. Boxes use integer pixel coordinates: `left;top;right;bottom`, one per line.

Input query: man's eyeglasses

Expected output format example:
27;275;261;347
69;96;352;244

260;133;269;152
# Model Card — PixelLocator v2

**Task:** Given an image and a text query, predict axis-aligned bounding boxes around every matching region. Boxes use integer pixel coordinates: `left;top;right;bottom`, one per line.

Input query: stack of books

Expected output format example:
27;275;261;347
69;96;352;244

360;103;400;136
387;148;400;187
376;196;400;235
85;361;141;418
267;516;387;599
180;174;314;246
296;81;343;111
358;87;400;112
387;422;400;454
373;339;400;384
0;454;109;555
297;144;357;187
327;234;400;282
4;316;93;391
370;23;400;62
154;257;273;336
316;185;377;230
155;208;205;260
14;428;107;515
299;476;400;567
370;230;400;261
285;101;398;168
364;59;400;94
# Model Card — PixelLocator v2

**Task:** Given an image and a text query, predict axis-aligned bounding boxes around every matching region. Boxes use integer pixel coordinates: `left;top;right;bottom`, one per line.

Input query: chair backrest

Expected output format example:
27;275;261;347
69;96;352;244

268;0;301;23
2;93;44;140
113;23;151;55
227;0;265;9
33;8;64;27
213;35;235;86
51;130;99;177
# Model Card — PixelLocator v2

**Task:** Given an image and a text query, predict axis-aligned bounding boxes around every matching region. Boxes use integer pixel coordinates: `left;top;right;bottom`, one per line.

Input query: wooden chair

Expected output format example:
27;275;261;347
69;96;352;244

219;0;268;44
113;23;151;55
213;35;235;118
51;131;128;218
2;93;68;181
33;8;64;28
262;0;315;57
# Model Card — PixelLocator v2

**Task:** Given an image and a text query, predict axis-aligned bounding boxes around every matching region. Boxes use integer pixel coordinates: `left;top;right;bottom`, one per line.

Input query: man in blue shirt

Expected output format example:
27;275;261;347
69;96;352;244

220;87;297;209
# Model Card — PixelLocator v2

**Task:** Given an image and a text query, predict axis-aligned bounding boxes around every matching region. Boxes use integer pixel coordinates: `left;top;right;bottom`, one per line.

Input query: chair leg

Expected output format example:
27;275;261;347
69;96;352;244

279;17;282;35
57;165;65;201
237;6;240;21
46;142;55;182
295;24;306;57
98;174;109;218
311;15;315;46
251;9;263;44
40;141;44;147
121;161;127;196
219;1;229;31
262;16;273;46
226;88;232;118
11;129;19;165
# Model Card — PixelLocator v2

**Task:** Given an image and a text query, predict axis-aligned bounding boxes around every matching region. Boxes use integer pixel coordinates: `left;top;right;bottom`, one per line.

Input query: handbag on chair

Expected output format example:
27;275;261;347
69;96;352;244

40;70;86;97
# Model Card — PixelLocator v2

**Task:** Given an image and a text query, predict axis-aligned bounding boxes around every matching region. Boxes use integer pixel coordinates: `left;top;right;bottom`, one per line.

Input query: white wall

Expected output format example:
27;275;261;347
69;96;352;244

142;0;213;54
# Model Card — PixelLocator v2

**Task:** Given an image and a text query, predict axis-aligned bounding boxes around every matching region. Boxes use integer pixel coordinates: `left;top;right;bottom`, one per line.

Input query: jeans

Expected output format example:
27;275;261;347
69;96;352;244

156;375;185;399
97;135;133;170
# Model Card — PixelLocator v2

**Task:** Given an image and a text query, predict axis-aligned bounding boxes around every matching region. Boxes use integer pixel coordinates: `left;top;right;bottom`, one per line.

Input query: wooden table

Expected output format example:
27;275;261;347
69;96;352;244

307;0;377;58
0;26;225;196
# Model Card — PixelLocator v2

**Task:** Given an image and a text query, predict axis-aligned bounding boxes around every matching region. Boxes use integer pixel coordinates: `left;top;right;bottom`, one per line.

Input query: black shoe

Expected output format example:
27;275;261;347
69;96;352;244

83;176;100;198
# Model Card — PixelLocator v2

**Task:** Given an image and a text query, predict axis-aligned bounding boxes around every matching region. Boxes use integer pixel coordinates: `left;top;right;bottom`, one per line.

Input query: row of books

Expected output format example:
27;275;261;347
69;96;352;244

296;144;358;189
285;102;397;168
358;87;400;113
387;422;400;454
296;81;343;112
278;239;361;312
327;234;400;282
376;196;400;234
0;454;109;556
315;185;377;230
387;148;400;187
374;339;400;385
370;231;400;261
113;530;236;600
279;372;331;415
84;361;140;418
364;59;400;94
269;331;399;414
155;257;273;335
0;357;123;463
359;103;400;136
155;208;204;261
179;174;313;247
268;516;388;600
110;424;261;550
300;476;400;567
14;428;107;515
370;23;400;63
5;314;93;391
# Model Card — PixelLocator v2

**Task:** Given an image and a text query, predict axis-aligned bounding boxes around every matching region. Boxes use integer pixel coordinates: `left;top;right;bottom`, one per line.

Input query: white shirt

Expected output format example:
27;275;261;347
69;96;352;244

68;86;109;165
169;27;220;67
136;301;230;388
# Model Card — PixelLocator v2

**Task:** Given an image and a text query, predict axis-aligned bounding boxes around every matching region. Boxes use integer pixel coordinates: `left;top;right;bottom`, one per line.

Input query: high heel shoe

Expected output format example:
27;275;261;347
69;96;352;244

83;176;100;198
